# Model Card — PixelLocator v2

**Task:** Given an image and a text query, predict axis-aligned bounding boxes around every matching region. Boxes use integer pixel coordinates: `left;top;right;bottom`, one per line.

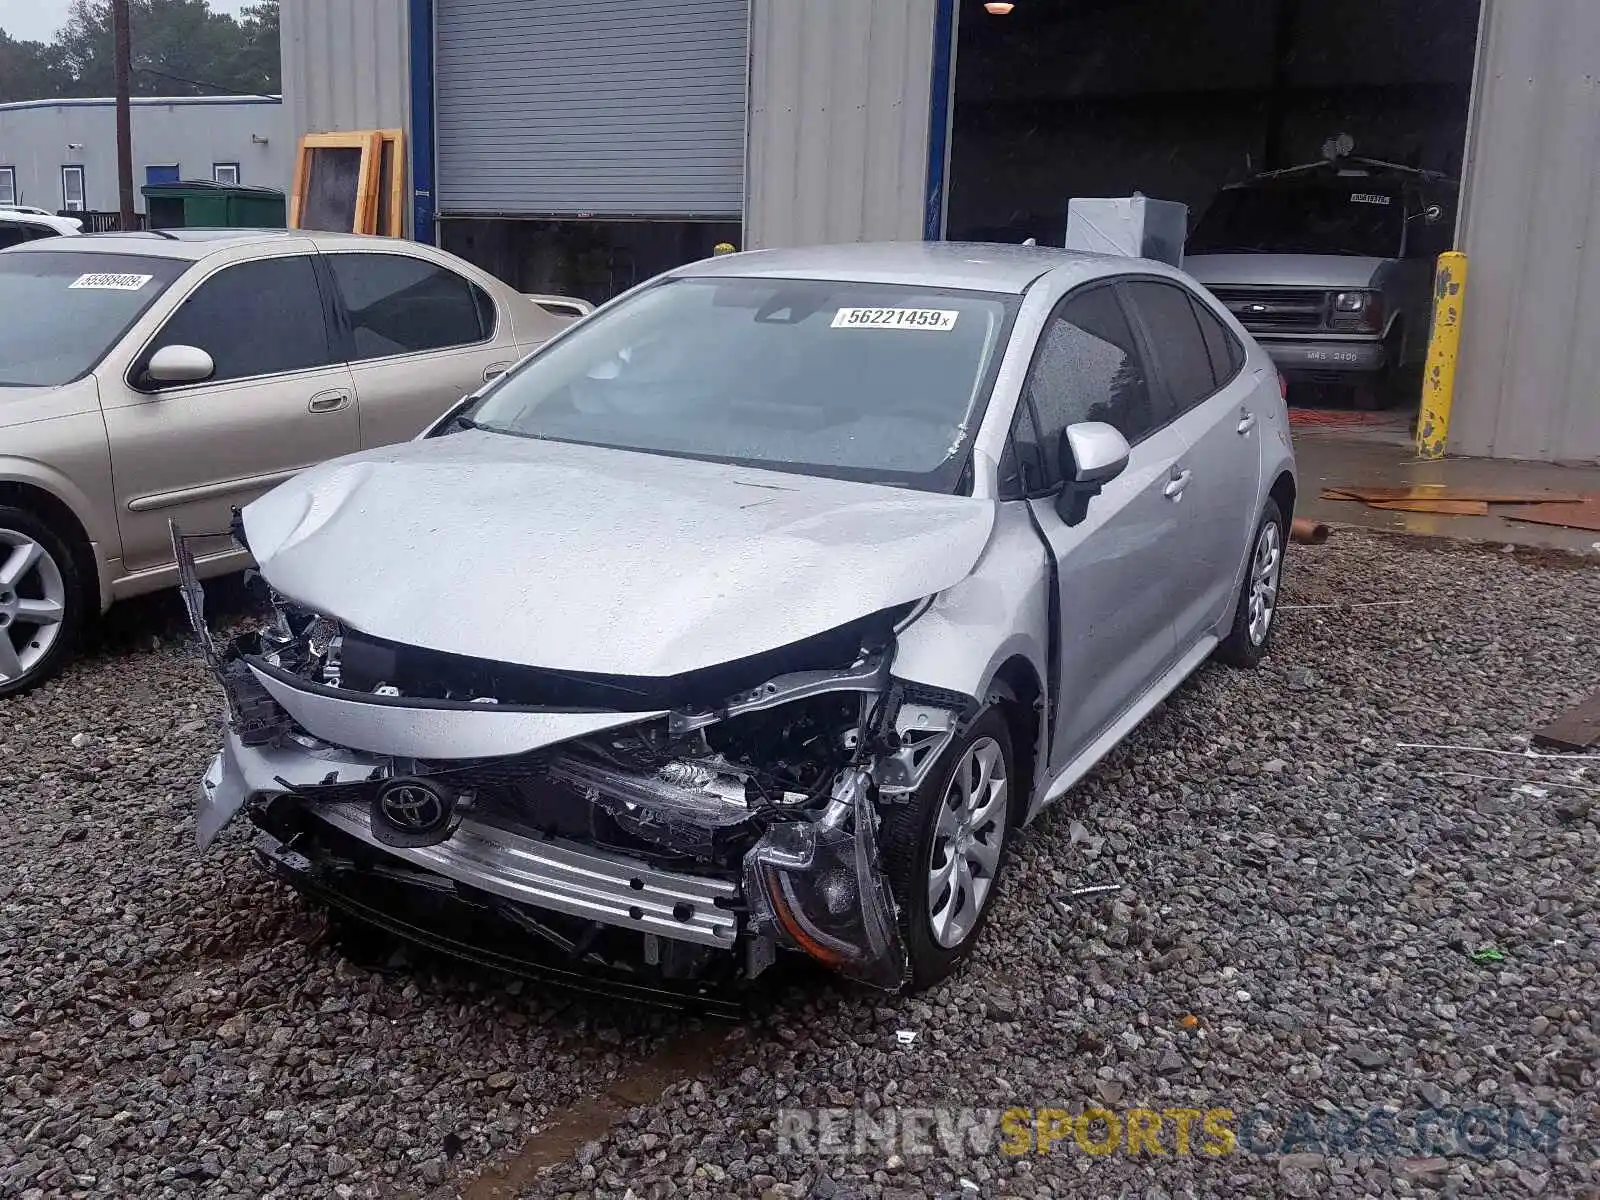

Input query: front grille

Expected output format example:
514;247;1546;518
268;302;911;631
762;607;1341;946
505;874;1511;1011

1209;287;1329;332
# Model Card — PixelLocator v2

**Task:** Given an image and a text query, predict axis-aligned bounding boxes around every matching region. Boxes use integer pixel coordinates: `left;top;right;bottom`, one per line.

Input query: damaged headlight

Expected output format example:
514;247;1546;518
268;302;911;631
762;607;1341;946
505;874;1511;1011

743;768;908;990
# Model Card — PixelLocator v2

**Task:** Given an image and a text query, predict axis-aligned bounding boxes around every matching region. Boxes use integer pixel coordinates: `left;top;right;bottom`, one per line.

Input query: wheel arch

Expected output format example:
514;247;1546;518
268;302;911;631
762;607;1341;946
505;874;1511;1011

983;654;1046;828
0;480;103;615
1269;469;1297;525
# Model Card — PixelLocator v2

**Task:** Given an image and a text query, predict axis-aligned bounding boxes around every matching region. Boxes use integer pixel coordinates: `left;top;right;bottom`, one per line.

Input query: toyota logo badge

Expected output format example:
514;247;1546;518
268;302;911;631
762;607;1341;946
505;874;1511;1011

376;779;450;835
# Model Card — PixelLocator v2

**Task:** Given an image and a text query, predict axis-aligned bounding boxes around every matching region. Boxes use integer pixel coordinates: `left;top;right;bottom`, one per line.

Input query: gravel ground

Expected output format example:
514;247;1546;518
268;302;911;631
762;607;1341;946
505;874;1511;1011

3;531;1598;1200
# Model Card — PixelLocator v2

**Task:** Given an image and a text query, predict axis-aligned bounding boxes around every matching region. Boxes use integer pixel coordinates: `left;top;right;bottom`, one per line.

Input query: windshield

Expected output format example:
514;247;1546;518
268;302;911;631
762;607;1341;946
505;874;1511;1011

1189;184;1405;257
0;250;187;387
464;276;1016;492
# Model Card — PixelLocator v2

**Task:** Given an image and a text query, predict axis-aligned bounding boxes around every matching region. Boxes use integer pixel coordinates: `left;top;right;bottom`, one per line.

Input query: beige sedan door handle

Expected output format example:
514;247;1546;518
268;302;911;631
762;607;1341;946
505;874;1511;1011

308;390;351;414
483;362;512;383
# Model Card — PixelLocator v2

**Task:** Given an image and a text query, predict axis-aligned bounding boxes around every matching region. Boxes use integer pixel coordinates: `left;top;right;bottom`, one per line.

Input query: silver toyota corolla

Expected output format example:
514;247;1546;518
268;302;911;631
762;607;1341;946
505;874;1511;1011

182;242;1296;999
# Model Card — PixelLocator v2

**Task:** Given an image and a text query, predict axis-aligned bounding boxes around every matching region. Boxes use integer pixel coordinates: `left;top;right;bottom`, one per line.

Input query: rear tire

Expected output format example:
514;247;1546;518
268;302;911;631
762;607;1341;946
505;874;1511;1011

1215;499;1286;669
0;507;85;699
878;707;1015;990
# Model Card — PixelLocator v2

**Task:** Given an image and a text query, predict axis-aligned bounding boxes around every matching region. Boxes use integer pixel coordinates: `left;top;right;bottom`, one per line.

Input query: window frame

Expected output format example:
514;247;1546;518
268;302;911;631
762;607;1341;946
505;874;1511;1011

144;164;181;187
320;248;501;364
61;165;86;213
0;167;16;207
1186;289;1246;391
127;251;343;394
212;163;241;185
1011;278;1165;497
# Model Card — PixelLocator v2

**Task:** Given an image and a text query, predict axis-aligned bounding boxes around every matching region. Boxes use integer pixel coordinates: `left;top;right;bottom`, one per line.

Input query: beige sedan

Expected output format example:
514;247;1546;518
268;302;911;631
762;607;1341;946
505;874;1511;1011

0;229;585;696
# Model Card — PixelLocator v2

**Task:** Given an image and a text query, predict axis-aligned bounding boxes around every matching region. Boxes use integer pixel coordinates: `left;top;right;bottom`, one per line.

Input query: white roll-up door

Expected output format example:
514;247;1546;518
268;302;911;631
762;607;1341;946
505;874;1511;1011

435;0;749;218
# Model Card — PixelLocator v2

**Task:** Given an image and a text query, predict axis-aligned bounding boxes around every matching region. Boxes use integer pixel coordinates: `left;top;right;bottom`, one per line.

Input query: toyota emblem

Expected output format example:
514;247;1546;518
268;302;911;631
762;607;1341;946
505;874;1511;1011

376;779;450;835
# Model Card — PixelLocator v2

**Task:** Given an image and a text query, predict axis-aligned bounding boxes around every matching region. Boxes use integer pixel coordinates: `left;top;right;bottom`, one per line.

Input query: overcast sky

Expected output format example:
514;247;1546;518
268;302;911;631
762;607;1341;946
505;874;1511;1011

0;0;256;44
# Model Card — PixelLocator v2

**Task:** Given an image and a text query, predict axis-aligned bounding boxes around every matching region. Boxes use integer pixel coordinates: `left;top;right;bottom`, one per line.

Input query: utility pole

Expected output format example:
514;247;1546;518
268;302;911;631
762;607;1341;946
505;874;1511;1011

113;0;135;229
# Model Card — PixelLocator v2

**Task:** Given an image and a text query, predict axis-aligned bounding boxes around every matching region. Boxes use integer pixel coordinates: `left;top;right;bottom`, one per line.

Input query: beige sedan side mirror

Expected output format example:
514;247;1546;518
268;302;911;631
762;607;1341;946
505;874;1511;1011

146;344;215;386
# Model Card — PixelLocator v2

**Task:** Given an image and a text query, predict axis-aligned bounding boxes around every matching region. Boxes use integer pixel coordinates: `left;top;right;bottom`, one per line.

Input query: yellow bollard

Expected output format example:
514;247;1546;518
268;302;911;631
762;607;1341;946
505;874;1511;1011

1415;251;1468;460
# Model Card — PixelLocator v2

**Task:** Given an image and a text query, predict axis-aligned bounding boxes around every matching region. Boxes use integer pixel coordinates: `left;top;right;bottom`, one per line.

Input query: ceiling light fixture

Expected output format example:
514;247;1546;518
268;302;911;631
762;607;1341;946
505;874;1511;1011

984;1;1015;13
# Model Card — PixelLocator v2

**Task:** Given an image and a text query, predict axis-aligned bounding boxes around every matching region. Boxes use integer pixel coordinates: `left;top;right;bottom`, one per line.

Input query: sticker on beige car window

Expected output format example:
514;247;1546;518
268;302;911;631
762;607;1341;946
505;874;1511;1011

69;272;155;291
831;307;959;331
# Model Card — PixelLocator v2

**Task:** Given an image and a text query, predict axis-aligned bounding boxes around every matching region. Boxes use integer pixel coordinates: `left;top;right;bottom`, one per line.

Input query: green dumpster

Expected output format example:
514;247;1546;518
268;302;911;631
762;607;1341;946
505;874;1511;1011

140;180;287;230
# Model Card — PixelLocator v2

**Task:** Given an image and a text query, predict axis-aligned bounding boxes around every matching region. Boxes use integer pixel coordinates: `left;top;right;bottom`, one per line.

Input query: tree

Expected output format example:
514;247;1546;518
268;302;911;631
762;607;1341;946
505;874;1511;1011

0;29;71;103
0;0;280;102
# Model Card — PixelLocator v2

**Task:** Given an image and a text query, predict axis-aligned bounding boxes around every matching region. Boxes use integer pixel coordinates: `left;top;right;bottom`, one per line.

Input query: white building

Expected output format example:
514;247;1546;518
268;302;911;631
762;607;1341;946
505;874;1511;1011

279;0;1600;465
0;95;290;216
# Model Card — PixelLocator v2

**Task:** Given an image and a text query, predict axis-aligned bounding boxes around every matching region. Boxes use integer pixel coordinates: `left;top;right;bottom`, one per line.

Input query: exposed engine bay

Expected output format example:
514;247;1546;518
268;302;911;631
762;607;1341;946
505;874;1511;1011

179;524;974;1000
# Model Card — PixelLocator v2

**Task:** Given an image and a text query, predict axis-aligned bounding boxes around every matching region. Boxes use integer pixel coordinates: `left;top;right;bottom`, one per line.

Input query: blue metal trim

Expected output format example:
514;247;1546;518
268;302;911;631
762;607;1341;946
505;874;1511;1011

923;0;957;242
408;0;437;245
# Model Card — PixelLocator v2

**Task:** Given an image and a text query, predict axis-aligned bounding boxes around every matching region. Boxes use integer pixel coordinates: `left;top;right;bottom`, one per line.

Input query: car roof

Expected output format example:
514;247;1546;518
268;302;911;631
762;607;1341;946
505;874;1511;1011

18;228;435;260
675;241;1124;294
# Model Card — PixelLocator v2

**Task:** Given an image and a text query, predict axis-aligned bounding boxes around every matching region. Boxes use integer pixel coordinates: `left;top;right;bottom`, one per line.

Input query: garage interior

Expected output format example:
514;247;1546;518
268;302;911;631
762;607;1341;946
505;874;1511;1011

947;0;1482;246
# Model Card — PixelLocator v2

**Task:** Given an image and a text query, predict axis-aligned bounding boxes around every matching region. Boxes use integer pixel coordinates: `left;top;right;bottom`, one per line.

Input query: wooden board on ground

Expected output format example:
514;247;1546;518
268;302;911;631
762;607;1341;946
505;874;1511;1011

1496;499;1600;532
1533;689;1600;750
1363;499;1490;515
1321;486;1588;505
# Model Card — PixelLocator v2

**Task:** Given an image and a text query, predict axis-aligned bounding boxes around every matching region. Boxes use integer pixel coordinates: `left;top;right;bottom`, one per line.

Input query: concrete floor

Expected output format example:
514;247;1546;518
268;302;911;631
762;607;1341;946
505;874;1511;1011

1292;408;1600;555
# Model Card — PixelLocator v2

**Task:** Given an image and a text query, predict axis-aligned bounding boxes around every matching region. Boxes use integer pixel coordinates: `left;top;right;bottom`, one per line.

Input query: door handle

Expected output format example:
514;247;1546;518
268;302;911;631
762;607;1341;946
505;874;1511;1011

308;390;351;414
1237;409;1258;434
1164;468;1193;499
484;362;512;383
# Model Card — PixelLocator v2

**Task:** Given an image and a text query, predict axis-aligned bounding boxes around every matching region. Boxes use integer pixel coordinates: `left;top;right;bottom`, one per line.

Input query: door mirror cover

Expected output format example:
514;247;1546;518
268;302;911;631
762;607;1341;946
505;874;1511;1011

1062;421;1130;486
146;344;216;386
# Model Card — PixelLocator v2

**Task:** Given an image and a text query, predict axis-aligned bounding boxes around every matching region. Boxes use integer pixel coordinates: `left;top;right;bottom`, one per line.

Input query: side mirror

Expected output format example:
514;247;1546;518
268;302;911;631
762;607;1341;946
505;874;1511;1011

145;344;215;387
1055;421;1130;526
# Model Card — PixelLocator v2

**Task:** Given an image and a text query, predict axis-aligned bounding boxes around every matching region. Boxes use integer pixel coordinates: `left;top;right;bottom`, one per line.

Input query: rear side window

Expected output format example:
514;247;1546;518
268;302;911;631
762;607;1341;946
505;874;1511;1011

1189;293;1244;387
1025;285;1159;472
1122;280;1217;415
326;252;495;360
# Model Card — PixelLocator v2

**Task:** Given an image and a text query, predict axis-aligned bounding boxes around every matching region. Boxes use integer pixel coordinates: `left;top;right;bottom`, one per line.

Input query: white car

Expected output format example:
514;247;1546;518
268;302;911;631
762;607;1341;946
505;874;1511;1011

0;210;81;249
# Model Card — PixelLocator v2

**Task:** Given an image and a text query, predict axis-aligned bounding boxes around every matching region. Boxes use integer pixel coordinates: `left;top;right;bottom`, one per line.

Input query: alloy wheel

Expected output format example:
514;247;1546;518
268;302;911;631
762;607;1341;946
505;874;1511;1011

1247;519;1283;646
926;736;1008;950
0;529;68;686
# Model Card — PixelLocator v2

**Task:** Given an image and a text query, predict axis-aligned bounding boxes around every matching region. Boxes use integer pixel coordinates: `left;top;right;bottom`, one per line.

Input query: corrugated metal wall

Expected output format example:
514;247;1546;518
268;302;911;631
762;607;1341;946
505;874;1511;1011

434;0;747;217
280;0;411;140
1452;0;1600;463
745;0;942;249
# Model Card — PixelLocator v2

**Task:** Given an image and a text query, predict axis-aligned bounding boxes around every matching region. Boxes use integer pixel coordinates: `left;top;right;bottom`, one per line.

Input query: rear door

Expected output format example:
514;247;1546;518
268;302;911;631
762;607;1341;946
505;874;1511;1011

321;249;523;447
1017;283;1184;775
101;249;359;573
1122;278;1263;653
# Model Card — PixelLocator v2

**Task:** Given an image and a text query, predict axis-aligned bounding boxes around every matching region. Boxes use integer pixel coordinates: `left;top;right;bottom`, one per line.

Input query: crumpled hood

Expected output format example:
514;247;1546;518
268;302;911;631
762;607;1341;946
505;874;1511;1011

243;432;996;678
1185;254;1388;290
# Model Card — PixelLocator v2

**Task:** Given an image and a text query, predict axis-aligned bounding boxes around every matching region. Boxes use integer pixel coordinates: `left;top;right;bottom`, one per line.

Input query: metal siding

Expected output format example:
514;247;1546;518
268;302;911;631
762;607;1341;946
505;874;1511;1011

280;0;411;139
1453;0;1600;463
434;0;748;217
746;0;939;249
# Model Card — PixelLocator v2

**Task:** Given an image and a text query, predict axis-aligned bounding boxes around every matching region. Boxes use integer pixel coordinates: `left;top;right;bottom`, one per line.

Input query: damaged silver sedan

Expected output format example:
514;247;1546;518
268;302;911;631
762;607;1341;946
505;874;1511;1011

182;242;1296;998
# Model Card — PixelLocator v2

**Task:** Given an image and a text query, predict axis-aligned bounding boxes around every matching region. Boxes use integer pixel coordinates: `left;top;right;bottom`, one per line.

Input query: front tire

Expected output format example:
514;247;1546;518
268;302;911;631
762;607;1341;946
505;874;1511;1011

879;707;1015;990
1215;499;1286;669
0;507;84;699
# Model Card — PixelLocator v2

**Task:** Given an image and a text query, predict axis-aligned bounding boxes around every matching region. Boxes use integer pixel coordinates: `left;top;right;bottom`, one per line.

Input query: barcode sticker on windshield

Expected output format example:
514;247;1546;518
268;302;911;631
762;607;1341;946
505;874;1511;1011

1349;193;1392;206
831;307;959;331
69;272;154;291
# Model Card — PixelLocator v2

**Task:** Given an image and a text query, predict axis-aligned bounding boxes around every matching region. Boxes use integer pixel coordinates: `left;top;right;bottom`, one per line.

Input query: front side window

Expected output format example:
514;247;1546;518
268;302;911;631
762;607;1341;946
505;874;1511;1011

61;166;85;213
1025;286;1158;481
326;252;494;360
144;255;332;385
465;276;1015;492
0;168;16;207
1122;280;1217;415
0;250;187;387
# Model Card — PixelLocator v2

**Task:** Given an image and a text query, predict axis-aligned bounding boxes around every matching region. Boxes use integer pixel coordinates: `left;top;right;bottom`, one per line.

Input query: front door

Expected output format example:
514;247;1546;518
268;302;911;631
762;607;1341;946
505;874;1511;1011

100;252;359;572
320;249;521;448
1011;283;1185;776
1122;279;1264;652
